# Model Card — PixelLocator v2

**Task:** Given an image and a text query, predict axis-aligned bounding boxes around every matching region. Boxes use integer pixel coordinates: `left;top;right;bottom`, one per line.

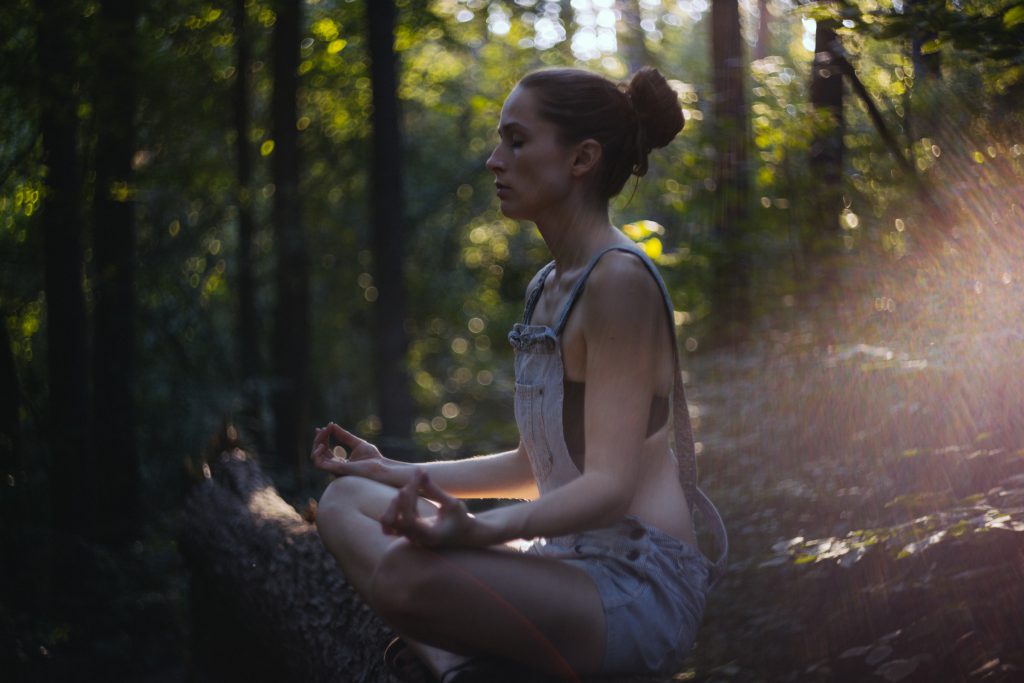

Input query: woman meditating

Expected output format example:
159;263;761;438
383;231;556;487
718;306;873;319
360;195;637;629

312;66;727;682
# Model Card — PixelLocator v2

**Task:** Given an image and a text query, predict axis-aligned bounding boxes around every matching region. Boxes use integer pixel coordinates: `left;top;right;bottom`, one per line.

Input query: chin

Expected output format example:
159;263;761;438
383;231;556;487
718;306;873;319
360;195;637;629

498;201;528;221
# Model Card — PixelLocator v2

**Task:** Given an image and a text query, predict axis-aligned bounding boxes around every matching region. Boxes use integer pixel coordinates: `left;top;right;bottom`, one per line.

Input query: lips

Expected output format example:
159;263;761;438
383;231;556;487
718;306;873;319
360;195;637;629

495;182;511;197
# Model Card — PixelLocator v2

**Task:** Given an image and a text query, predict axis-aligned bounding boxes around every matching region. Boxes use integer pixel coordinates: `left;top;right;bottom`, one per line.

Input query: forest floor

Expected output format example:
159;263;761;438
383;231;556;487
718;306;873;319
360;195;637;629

683;263;1024;681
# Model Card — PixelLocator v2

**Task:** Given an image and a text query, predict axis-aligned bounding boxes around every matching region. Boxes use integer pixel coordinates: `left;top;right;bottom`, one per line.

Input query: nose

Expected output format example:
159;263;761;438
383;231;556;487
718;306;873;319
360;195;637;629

486;145;503;174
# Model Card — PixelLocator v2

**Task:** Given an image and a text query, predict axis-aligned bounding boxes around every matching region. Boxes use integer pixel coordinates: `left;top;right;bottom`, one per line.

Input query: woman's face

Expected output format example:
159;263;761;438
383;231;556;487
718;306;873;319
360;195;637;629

486;86;578;222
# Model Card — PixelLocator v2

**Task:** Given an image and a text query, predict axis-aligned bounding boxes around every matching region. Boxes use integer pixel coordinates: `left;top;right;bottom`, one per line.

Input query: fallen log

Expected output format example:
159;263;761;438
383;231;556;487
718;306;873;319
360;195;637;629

180;444;396;682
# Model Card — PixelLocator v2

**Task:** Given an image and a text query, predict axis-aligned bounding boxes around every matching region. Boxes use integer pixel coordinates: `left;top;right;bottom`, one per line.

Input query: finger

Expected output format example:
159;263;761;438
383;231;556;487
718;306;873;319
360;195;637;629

380;493;401;532
326;423;363;448
313;427;331;449
400;471;425;521
416;472;459;507
397;481;420;526
315;444;337;464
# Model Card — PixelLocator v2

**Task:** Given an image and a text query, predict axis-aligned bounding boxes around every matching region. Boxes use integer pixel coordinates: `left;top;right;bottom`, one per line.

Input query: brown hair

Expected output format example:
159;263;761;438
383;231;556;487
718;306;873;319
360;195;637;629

518;67;684;200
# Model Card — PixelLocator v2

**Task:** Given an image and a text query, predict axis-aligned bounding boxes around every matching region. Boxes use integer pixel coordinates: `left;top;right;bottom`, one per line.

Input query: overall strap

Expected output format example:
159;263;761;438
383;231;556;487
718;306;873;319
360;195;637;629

522;261;557;324
552;246;660;334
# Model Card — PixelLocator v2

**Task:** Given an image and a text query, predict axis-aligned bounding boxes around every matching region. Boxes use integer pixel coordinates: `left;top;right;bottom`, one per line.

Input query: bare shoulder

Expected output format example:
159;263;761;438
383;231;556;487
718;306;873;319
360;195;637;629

581;249;664;325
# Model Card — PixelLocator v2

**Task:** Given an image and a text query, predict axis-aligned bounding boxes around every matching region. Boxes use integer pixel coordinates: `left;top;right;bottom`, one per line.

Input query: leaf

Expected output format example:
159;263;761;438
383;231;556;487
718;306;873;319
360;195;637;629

866;645;893;666
623;222;649;240
920;38;942;55
643;237;663;259
1005;4;1024;29
875;658;920;682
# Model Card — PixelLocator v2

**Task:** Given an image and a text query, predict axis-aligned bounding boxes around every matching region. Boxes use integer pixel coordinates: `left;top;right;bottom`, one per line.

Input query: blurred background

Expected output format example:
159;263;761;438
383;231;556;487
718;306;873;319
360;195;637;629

2;0;1023;680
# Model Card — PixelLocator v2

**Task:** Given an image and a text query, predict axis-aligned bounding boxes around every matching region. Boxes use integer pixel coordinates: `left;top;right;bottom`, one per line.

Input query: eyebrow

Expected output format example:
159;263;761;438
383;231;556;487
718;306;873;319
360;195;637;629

497;122;528;137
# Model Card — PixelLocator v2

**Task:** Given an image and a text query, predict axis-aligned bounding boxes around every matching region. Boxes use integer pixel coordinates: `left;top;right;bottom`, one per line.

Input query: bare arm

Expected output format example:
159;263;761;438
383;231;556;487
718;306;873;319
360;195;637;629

312;424;538;500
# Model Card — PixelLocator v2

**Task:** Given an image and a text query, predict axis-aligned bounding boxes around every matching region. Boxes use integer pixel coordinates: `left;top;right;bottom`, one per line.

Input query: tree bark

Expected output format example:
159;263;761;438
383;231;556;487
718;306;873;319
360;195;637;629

0;316;23;553
92;0;140;537
907;0;941;81
616;0;652;74
709;0;751;344
807;12;844;254
36;0;94;534
271;0;310;476
234;0;259;382
753;0;771;61
366;0;415;457
180;445;396;682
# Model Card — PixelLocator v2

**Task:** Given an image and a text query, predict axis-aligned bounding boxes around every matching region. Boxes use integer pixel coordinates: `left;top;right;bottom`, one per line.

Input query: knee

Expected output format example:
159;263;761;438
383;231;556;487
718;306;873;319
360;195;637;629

315;476;368;538
317;475;377;517
319;474;367;507
370;541;434;627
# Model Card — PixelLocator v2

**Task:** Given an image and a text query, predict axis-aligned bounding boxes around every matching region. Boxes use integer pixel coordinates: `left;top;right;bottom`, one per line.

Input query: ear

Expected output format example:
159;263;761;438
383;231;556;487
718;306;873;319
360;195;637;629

570;139;602;178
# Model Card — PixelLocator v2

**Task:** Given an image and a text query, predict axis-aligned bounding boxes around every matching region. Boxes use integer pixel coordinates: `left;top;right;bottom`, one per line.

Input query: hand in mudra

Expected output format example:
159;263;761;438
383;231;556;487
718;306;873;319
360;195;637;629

381;469;484;548
311;422;390;479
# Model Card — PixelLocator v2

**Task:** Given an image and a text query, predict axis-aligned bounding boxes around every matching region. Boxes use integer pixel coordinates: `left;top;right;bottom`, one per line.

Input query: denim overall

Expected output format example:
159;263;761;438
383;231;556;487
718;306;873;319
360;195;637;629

507;245;728;676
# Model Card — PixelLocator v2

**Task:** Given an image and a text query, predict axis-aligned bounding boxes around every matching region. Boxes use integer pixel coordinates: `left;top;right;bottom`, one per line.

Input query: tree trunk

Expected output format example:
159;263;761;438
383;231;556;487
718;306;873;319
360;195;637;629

180;444;396;682
36;0;94;535
709;0;751;344
0;316;23;559
616;0;652;74
0;316;21;489
907;0;941;81
753;0;771;61
807;12;844;254
234;0;259;382
271;0;310;476
92;0;140;538
366;0;415;458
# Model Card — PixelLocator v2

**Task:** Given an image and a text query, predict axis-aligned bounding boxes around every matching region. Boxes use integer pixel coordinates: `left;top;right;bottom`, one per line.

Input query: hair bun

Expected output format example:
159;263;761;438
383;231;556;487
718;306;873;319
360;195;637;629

626;67;684;152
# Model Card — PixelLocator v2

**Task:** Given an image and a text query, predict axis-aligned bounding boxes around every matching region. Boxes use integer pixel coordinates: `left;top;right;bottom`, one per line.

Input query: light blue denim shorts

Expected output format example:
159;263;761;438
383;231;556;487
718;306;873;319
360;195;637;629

529;515;711;676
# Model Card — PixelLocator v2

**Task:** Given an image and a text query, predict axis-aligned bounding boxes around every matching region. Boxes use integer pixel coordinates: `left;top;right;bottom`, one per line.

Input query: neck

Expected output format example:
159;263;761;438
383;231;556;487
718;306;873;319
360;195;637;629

533;197;622;272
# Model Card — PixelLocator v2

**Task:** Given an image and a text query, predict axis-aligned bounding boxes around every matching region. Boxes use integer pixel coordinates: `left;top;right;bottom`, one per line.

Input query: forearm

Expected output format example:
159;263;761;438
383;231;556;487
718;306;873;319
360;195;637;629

421;447;538;500
371;447;538;500
473;470;631;545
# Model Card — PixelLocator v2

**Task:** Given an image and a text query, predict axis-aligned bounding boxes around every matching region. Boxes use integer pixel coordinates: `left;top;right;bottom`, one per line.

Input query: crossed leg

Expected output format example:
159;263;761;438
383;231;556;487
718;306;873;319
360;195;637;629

315;476;607;679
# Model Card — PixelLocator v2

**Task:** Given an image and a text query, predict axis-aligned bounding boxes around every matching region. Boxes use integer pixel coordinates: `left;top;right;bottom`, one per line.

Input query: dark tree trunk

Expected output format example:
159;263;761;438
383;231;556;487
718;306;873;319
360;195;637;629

234;0;259;382
709;0;751;344
616;0;652;74
36;0;94;535
0;316;23;529
754;0;771;60
181;445;395;682
92;0;140;537
366;0;415;457
907;0;941;81
807;13;844;254
271;0;310;475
